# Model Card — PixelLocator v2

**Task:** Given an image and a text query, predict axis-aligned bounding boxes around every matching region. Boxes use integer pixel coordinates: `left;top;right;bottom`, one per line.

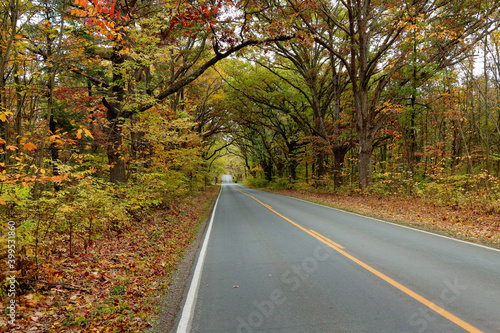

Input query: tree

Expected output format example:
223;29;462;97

294;0;500;189
0;0;33;164
224;60;311;182
269;38;350;185
69;0;295;183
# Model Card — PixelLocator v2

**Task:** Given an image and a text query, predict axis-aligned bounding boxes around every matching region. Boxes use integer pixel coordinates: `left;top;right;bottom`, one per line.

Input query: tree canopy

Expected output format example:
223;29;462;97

2;0;500;330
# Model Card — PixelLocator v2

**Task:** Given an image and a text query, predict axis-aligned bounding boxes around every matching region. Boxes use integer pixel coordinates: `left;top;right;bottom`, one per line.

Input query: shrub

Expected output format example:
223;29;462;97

244;176;269;188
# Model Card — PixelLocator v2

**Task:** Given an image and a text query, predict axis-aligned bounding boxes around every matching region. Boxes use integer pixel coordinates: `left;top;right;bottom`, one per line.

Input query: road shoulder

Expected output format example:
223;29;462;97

152;187;221;333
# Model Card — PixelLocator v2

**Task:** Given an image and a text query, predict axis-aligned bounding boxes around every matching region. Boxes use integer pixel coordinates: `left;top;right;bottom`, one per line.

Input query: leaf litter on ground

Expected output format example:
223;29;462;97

0;186;219;333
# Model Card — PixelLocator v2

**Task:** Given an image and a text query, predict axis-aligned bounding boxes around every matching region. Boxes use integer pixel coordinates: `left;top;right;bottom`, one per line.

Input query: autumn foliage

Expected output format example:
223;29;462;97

1;0;500;331
1;186;218;331
0;0;230;331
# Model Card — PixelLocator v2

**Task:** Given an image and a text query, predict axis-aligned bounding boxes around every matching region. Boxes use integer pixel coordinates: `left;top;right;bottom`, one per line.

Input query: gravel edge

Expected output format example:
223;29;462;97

152;187;220;333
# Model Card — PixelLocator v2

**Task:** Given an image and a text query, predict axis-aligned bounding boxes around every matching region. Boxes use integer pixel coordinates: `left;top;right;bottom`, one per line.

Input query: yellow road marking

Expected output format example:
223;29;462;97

307;232;343;251
309;229;345;249
233;186;483;333
333;247;482;333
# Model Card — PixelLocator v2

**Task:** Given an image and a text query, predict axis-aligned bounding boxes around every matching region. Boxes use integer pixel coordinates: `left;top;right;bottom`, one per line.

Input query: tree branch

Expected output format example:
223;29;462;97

138;34;295;113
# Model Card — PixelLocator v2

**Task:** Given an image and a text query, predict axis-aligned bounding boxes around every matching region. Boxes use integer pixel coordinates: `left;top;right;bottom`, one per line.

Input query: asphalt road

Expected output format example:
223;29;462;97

174;177;500;333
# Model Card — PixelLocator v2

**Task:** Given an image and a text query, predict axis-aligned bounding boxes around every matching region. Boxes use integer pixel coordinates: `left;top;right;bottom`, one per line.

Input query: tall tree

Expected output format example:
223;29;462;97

70;0;295;183
270;39;350;185
293;0;500;189
224;60;313;182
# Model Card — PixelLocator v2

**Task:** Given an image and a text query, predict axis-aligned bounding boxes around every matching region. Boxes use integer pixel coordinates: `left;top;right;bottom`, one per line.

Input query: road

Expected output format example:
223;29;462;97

174;177;500;333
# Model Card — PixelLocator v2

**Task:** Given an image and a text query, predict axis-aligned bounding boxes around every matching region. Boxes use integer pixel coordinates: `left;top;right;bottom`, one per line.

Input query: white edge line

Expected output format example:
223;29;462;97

176;186;223;332
261;189;500;254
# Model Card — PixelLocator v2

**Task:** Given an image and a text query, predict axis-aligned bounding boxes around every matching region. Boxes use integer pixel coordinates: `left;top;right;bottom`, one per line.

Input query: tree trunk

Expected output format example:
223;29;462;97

106;119;126;183
407;92;418;172
288;157;297;181
262;159;273;182
0;0;19;165
49;116;61;190
355;88;375;190
332;145;349;188
314;150;325;182
105;44;127;184
358;143;373;190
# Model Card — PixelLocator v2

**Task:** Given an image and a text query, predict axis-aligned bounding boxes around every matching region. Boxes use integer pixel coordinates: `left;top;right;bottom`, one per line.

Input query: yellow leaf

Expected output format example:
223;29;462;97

83;128;93;139
0;112;12;122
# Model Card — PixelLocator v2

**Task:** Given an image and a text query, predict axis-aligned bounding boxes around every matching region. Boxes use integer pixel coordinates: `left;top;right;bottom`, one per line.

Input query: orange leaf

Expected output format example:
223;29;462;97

5;145;17;151
23;142;37;151
51;176;65;183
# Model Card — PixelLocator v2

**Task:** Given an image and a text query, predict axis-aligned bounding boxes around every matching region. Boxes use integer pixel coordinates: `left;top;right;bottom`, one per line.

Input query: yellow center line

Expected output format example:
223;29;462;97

234;187;318;238
307;231;343;251
233;186;483;333
309;229;345;249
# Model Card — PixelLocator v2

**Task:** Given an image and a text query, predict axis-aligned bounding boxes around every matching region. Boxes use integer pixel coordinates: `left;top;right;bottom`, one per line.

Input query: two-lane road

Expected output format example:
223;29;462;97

174;179;500;332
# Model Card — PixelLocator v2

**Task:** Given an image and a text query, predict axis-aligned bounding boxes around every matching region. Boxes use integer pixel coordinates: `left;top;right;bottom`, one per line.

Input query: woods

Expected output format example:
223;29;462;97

226;0;500;198
1;0;500;331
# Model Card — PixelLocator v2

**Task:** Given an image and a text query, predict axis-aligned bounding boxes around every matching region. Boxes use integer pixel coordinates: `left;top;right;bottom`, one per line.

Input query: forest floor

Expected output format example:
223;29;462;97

263;188;500;249
1;186;220;333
